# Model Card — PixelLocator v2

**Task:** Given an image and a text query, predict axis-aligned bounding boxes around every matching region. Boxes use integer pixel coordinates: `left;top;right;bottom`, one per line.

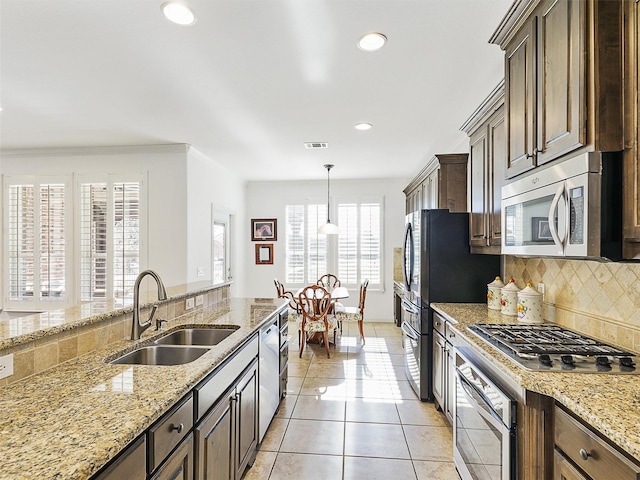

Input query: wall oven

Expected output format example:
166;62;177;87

454;347;517;480
501;151;621;260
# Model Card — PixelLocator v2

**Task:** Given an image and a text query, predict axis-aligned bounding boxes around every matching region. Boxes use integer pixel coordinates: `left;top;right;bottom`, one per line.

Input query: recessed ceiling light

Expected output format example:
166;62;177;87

355;123;372;131
357;32;387;52
161;1;196;26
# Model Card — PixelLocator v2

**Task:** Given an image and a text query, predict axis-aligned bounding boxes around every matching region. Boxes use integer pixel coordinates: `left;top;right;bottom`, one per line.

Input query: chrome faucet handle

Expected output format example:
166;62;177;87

155;318;167;330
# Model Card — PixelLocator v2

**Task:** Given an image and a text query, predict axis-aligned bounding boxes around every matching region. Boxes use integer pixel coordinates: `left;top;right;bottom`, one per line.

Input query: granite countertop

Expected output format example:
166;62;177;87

431;303;640;462
0;297;286;480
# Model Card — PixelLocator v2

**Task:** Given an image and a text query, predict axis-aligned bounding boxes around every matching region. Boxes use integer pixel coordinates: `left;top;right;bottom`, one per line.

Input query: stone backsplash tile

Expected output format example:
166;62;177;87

506;256;640;348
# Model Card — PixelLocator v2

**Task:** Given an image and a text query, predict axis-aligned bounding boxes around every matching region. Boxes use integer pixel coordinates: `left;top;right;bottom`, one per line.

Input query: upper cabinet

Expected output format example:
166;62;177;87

490;0;623;179
623;0;640;258
404;153;468;214
461;82;506;254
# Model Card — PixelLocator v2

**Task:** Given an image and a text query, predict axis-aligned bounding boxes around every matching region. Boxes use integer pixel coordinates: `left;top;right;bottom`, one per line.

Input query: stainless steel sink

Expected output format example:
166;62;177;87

154;327;238;346
109;345;210;365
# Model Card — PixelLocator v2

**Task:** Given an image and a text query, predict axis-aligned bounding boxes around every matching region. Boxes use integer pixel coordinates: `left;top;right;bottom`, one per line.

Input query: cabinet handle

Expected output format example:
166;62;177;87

170;423;184;434
579;448;591;461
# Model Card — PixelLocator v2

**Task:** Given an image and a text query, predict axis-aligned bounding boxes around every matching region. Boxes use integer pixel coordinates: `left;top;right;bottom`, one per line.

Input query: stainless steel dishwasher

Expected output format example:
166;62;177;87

259;317;280;442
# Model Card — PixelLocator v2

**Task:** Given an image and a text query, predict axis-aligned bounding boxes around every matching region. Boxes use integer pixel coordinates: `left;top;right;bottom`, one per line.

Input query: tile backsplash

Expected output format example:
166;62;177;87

505;256;640;352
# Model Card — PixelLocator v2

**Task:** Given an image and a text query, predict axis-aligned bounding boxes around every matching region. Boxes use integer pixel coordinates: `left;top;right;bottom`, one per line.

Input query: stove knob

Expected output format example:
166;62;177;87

561;355;575;365
619;357;636;368
539;354;553;367
596;356;611;366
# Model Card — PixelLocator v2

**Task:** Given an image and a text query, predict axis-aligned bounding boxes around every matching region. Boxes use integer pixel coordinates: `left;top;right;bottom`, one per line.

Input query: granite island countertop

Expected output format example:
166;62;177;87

431;302;640;462
0;297;286;480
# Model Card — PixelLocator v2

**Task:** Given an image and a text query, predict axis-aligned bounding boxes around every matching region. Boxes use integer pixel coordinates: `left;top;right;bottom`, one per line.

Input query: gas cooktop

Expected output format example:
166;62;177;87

469;323;638;374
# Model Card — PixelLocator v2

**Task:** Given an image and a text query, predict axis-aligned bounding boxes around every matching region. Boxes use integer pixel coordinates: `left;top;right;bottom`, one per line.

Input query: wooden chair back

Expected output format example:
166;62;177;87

359;279;369;313
317;274;341;289
298;285;332;322
274;278;301;312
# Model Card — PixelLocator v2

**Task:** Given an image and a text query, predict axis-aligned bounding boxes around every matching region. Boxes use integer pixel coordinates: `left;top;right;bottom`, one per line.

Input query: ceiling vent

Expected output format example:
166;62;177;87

304;142;328;149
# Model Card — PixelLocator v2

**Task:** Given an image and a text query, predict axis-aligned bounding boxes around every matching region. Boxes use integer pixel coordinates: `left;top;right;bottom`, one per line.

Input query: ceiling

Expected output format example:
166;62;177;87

0;0;511;182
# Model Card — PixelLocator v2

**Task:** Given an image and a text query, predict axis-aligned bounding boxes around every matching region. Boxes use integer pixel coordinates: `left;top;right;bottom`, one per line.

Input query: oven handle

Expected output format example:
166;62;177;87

456;368;507;431
401;321;419;341
401;299;420;315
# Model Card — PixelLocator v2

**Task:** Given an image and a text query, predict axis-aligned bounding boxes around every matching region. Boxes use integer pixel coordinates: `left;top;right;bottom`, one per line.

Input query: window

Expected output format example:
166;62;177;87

284;198;383;289
285;204;327;284
79;177;144;304
212;221;226;284
6;176;70;307
337;200;382;288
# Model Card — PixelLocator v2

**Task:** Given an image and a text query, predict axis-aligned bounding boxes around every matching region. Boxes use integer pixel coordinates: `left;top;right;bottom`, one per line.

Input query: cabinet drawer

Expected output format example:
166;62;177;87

555;406;640;480
279;341;289;370
94;436;146;480
148;394;194;472
280;323;288;347
279;365;288;399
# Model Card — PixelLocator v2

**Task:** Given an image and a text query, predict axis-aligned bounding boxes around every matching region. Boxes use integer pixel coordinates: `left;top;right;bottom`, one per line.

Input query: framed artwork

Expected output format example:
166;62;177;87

532;217;553;242
251;218;277;241
255;244;273;264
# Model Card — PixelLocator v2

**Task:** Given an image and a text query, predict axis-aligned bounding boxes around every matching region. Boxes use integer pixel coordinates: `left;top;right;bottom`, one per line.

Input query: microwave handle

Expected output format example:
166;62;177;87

547;184;565;254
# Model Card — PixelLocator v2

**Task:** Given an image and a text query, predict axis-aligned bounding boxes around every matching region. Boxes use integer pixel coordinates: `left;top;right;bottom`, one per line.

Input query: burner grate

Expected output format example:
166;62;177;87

470;323;634;357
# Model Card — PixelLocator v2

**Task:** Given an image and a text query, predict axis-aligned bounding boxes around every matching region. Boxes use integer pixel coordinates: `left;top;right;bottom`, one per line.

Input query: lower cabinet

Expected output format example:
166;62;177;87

152;434;194;480
554;405;640;480
93;436;147;480
195;359;258;480
432;313;454;424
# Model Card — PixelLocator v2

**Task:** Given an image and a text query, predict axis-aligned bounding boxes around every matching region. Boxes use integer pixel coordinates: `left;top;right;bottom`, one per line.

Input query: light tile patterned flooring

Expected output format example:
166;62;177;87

242;321;459;480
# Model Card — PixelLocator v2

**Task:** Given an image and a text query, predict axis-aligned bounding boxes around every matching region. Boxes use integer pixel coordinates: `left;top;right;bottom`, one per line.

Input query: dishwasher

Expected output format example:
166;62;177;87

259;317;280;442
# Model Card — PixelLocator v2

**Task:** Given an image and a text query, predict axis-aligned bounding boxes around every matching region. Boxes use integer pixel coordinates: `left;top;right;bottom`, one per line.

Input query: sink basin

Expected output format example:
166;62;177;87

154;327;238;346
109;345;210;365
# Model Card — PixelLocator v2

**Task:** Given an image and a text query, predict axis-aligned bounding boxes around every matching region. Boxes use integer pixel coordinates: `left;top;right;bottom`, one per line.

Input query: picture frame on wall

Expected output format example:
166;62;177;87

255;244;273;265
251;218;277;241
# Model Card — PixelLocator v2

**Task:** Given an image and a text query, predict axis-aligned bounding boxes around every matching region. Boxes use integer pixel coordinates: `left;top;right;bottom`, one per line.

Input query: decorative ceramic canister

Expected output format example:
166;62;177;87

517;282;543;324
487;276;505;310
500;278;520;316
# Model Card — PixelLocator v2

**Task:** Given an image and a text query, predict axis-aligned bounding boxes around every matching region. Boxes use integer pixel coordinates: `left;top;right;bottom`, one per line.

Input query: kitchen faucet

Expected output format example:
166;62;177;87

131;269;168;340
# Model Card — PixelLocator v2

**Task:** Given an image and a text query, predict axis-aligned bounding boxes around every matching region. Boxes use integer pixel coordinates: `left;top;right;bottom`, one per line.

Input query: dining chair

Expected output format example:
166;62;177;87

335;279;369;344
317;274;341;289
297;285;337;358
273;278;301;322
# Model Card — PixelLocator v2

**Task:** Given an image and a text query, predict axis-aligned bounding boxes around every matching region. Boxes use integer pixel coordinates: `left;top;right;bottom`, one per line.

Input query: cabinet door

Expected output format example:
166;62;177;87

432;332;445;411
488;106;506;247
536;0;584;165
554;450;588;480
506;17;537;178
469;126;488;248
444;342;455;425
152;433;194;480
623;0;640;257
235;360;258;480
195;390;235;480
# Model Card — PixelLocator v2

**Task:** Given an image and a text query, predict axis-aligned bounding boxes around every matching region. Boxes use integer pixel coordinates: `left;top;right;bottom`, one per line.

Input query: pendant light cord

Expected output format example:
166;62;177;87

325;163;333;223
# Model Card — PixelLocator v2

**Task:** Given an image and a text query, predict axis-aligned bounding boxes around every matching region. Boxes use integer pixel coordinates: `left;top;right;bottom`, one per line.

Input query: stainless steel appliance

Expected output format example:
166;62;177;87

469;323;638;374
501;151;622;259
454;347;517;480
259;317;280;442
401;209;500;401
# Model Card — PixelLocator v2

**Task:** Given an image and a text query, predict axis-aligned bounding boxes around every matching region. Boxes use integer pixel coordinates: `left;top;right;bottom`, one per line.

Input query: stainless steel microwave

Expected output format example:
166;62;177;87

501;151;622;260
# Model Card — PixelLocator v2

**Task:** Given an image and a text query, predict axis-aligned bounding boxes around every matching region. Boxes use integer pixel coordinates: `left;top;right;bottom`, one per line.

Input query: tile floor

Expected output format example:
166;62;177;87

242;321;460;480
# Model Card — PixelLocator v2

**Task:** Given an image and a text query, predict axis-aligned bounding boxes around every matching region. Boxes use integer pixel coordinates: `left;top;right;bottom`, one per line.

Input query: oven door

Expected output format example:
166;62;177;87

454;349;516;480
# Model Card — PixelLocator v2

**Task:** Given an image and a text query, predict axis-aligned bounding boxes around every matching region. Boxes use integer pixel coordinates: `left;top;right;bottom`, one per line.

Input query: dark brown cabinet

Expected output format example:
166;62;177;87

151;434;194;480
94;436;146;480
404;153;468;214
461;82;506;254
491;0;623;179
623;0;640;258
195;359;258;480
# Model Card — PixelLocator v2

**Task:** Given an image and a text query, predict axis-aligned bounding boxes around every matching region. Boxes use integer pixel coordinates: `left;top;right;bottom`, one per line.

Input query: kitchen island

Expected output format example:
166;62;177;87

0;295;286;479
432;303;640;464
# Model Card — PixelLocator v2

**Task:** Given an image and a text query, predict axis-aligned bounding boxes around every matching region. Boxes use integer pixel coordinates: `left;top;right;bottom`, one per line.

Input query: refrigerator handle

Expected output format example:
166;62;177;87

402;222;414;290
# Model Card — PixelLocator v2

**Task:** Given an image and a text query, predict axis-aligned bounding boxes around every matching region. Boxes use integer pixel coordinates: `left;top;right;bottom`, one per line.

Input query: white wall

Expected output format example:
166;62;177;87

243;177;409;321
186;147;246;295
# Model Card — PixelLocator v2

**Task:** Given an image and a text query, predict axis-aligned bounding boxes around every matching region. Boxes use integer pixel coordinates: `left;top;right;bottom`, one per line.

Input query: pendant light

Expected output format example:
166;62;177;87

318;164;339;235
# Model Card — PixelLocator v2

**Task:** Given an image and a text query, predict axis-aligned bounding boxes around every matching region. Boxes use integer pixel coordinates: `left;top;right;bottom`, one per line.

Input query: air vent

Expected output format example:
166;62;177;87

304;142;328;149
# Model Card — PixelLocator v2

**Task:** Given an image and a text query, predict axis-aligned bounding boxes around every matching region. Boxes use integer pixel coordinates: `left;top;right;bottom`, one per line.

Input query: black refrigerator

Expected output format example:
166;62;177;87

401;209;500;401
